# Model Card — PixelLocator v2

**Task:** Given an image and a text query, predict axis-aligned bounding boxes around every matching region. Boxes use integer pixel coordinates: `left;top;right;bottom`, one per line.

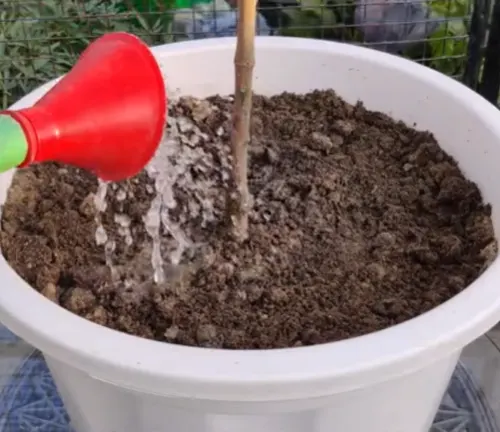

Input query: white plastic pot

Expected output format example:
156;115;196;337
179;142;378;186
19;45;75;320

1;36;500;432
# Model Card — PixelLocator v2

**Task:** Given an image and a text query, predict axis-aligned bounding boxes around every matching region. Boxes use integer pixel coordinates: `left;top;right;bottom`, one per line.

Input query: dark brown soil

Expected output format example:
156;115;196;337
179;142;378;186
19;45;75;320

1;90;497;349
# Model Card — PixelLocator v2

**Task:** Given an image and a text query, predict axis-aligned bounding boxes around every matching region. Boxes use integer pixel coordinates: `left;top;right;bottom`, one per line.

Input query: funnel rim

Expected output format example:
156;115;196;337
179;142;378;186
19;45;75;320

93;33;167;181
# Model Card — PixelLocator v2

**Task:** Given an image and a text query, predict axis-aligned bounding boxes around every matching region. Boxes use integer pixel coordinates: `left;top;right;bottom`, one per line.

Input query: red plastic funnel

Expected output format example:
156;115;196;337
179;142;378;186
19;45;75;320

0;32;166;182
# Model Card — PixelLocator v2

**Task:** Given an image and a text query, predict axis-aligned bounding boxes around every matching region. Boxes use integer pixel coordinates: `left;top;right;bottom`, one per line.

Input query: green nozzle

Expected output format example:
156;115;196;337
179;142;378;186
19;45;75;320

0;115;28;173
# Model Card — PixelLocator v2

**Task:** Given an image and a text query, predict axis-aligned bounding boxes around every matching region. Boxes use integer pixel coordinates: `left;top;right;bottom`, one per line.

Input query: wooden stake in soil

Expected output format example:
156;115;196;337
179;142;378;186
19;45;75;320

230;0;257;241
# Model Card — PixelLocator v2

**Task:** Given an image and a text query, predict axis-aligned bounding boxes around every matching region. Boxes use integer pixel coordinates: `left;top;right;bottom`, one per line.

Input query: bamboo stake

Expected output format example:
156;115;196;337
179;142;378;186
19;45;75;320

229;0;257;242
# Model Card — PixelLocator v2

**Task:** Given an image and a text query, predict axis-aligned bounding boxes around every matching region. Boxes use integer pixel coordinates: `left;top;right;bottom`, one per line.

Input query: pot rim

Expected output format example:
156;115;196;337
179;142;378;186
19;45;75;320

1;36;500;401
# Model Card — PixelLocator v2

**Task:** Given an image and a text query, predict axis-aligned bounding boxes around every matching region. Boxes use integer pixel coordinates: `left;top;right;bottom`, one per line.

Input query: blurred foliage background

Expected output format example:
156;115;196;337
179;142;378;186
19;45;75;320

0;0;481;108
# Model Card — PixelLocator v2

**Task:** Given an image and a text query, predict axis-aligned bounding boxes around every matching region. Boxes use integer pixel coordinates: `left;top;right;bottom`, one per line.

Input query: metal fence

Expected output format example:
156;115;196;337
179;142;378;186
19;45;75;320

0;0;496;109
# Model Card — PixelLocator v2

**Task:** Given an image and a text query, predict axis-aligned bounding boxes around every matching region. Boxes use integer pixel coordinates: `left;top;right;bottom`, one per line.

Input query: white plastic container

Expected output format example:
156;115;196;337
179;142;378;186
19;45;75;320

1;36;500;432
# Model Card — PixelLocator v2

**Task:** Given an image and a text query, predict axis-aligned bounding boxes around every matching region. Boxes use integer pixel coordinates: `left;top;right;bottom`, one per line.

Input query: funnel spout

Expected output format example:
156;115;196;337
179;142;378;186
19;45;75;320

0;115;29;173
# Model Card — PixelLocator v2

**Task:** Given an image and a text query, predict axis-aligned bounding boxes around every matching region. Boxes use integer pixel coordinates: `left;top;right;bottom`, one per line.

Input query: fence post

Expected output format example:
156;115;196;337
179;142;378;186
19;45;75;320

479;0;500;103
464;0;491;89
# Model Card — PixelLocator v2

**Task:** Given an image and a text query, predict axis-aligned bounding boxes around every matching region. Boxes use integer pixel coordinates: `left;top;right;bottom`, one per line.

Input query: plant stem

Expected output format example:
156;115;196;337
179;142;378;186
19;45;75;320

230;0;257;242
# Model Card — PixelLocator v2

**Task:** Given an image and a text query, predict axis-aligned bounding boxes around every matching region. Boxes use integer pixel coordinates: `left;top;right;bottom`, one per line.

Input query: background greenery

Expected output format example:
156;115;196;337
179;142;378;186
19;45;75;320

278;0;471;76
0;0;473;108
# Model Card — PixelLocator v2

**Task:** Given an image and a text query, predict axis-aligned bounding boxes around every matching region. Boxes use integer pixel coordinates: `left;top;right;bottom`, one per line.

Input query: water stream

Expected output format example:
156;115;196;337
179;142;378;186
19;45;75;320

92;94;226;286
93;118;192;285
144;119;192;283
94;180;118;282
